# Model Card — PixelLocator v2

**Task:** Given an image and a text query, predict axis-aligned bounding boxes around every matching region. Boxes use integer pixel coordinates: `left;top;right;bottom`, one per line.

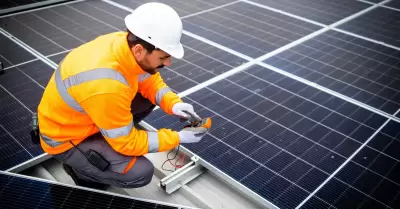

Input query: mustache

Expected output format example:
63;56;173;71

157;65;164;69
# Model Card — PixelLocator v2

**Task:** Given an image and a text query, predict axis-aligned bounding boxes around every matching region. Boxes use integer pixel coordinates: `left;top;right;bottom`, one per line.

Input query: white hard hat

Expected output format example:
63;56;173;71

124;2;184;59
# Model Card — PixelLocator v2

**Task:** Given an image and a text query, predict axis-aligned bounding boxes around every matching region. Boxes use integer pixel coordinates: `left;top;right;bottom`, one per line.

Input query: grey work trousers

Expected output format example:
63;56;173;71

53;93;156;188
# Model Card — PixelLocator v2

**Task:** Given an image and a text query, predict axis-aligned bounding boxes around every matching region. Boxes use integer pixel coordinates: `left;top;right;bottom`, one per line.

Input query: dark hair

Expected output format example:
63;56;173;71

127;29;158;53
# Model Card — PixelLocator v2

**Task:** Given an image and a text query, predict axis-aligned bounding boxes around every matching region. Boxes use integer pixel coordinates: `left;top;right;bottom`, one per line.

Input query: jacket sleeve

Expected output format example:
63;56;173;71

137;72;182;114
80;90;180;156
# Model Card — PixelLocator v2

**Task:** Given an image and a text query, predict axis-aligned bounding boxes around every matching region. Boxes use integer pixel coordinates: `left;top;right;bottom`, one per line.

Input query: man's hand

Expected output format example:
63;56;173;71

178;126;208;143
172;102;201;121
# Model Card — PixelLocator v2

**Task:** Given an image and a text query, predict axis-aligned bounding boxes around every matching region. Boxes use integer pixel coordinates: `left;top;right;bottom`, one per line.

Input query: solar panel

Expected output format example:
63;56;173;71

243;0;370;25
338;6;400;48
264;30;400;118
181;1;322;58
1;0;400;208
0;170;186;209
144;63;396;208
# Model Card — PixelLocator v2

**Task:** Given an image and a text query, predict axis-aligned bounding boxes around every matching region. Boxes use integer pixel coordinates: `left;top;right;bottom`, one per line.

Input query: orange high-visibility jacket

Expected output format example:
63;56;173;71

38;31;182;159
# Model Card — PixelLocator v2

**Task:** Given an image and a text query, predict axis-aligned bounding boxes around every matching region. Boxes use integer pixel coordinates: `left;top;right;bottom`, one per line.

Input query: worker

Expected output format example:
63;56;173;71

36;2;209;190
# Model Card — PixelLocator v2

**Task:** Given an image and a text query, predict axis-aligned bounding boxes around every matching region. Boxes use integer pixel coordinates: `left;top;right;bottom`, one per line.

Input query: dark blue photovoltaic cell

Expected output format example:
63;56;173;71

249;0;370;25
144;65;386;209
0;35;35;68
302;120;400;209
264;30;400;118
338;7;400;48
182;1;321;58
386;0;400;9
0;172;179;209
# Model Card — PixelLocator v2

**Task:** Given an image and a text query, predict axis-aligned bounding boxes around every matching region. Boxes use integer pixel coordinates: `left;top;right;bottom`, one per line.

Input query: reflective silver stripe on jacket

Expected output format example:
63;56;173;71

155;87;171;105
42;64;132;148
100;120;134;139
63;68;129;89
138;73;151;82
147;132;159;153
55;65;129;114
41;134;66;147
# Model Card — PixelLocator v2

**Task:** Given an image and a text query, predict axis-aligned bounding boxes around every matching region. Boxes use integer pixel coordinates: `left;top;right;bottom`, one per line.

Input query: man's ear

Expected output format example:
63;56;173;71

132;44;146;60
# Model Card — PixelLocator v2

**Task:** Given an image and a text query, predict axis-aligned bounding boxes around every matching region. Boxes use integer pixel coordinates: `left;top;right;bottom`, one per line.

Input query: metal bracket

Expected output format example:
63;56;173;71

160;155;206;194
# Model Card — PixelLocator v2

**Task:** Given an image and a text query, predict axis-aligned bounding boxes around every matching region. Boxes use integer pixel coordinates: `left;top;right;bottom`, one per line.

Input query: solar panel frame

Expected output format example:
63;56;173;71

0;0;73;17
0;170;190;209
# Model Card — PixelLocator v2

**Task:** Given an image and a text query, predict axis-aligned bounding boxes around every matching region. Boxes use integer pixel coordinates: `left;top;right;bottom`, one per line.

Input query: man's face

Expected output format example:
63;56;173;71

132;44;172;75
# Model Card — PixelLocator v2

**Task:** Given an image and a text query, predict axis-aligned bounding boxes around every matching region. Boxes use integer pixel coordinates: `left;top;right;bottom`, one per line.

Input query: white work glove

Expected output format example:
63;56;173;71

172;102;201;121
178;126;208;144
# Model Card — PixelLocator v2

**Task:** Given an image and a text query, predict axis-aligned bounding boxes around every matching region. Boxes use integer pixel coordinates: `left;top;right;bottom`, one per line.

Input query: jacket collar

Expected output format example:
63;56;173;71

113;32;147;79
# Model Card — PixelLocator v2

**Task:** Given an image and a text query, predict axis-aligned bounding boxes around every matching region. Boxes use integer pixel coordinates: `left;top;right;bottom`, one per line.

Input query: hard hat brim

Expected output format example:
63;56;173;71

164;43;184;59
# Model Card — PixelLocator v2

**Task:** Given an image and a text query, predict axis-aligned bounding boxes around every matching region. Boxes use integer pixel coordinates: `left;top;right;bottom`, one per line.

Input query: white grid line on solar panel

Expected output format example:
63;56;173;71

294;40;400;86
173;95;392;208
239;0;325;27
274;43;400;103
1;56;47;90
182;3;316;53
183;17;270;57
242;0;364;24
118;0;239;17
295;108;400;208
332;28;400;52
215;2;317;37
270;39;400;106
327;134;400;209
319;30;400;64
181;1;240;19
358;0;400;12
3;49;70;70
339;8;400;43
